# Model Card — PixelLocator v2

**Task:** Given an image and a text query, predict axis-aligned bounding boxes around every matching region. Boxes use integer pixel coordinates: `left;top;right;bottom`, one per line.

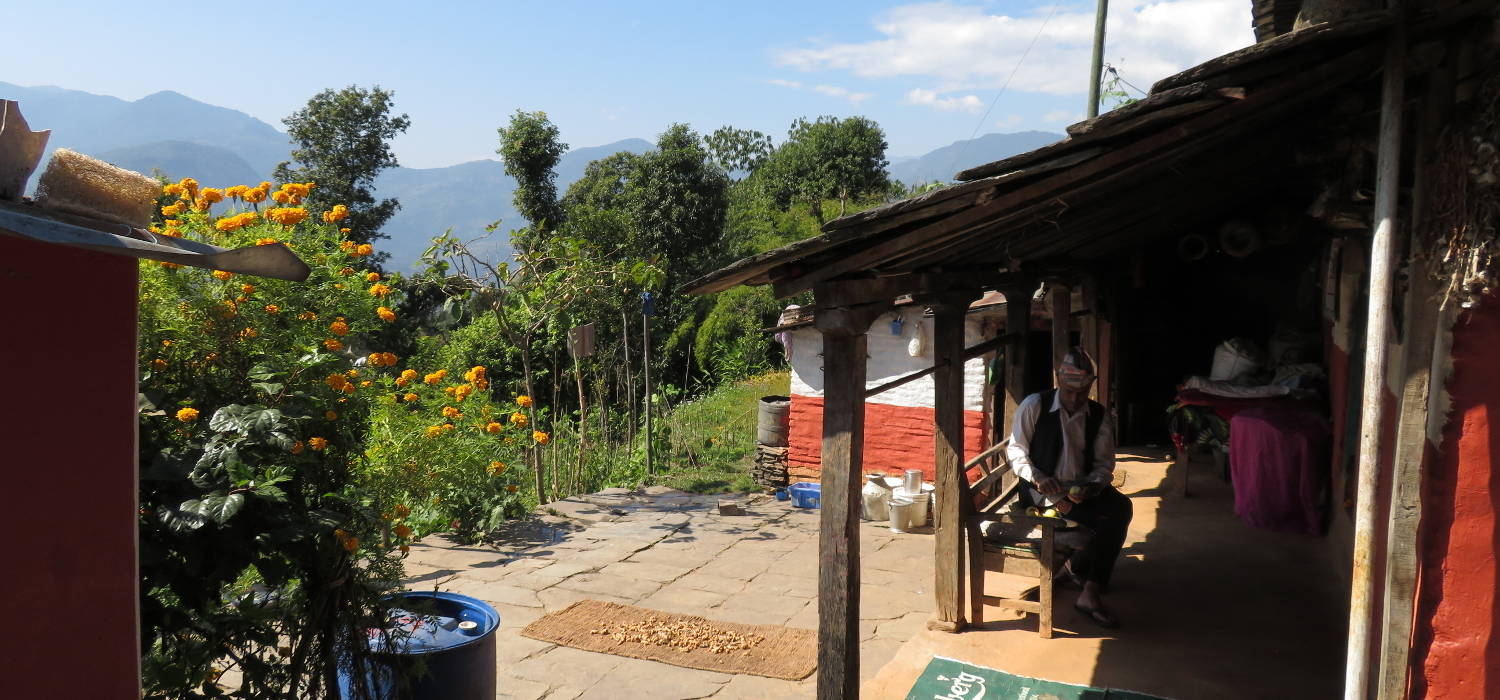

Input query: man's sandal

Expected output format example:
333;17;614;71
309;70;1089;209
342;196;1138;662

1074;603;1120;629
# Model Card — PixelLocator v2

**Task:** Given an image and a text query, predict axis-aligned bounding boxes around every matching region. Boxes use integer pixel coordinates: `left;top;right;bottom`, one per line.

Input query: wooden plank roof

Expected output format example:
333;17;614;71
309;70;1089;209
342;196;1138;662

683;10;1432;299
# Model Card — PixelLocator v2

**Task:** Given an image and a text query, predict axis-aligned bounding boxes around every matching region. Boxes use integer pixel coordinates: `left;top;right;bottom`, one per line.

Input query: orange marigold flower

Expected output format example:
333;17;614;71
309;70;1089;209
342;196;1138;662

160;202;185;217
152;358;168;371
239;327;258;340
212;270;233;281
424;425;444;438
159;261;182;269
291;440;305;454
516;395;534;408
240;284;256;295
404;393;419;403
179;177;199;199
365;272;381;282
298;311;318;320
329;320;350;336
325;410;339;420
394;523;412;539
266;207;308;227
381;352;399;366
377;306;396;323
533;431;550;444
485;422;502;434
356;243;374;257
324;338;343;351
488;460;506;474
361;380;372;387
441;406;462;419
368;283;391;297
271;190;292;204
342;536;359;553
393;504;411;518
309;437;328;451
339;266;355;277
162;183;185;197
225;185;249;200
506;484;519;494
255;237;278;246
264;304;280;314
243;186;267;203
339;240;357;254
509;412;528;426
175;407;199;422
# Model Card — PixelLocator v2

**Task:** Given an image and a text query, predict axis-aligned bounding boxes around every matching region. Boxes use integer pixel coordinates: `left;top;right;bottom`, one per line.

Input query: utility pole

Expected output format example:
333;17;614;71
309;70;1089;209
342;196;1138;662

642;292;656;475
1087;0;1109;118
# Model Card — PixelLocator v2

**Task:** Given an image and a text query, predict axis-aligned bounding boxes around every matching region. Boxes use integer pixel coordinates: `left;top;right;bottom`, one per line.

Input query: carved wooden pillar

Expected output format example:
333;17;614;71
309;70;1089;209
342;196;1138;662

812;288;887;700
1081;277;1101;401
922;291;981;633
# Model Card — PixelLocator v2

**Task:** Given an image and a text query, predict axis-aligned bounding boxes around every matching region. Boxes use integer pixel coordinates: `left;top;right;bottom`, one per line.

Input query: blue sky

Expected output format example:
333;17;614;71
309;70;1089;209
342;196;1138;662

3;0;1253;169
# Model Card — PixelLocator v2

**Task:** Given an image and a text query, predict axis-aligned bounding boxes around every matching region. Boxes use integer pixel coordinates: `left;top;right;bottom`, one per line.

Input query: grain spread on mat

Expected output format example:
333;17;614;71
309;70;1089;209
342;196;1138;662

589;615;766;654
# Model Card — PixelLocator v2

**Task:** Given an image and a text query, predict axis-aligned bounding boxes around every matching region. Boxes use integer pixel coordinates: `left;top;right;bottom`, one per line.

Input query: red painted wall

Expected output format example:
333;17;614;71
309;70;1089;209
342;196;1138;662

785;394;987;483
1411;299;1500;700
0;235;140;697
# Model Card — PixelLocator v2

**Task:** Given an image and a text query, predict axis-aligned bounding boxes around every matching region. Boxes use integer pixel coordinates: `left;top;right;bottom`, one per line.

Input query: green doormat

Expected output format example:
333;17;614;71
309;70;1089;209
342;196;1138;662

905;656;1173;700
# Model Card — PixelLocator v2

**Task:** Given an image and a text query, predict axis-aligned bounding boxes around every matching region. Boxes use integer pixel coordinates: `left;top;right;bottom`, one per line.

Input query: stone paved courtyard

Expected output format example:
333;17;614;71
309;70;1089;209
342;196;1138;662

401;486;936;699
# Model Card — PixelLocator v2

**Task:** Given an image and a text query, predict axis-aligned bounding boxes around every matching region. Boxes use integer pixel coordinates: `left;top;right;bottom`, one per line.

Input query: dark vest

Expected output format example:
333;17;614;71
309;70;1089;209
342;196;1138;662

1027;389;1105;480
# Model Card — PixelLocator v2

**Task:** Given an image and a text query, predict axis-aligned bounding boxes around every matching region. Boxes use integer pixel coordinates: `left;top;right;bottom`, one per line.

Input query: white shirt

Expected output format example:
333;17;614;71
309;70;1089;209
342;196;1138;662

1005;391;1116;506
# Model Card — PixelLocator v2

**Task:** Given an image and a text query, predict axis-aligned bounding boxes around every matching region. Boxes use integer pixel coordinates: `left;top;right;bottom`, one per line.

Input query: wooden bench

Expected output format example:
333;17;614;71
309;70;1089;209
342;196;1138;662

959;440;1087;639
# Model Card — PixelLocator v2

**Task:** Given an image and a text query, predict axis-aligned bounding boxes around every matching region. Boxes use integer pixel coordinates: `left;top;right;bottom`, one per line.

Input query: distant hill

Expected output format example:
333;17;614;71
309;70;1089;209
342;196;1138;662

1;81;1055;269
375;138;653;272
95;141;263;189
888;131;1062;186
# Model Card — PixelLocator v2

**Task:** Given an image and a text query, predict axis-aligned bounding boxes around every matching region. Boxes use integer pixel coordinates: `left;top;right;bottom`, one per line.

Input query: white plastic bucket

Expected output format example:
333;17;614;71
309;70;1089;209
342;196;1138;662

905;493;931;528
888;497;915;533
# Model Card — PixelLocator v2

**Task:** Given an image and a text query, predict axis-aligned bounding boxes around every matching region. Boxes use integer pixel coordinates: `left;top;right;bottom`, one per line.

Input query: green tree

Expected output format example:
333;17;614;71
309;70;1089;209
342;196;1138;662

705;126;773;175
560;151;639;214
625;123;730;284
497;110;569;250
757;115;890;222
275;85;411;246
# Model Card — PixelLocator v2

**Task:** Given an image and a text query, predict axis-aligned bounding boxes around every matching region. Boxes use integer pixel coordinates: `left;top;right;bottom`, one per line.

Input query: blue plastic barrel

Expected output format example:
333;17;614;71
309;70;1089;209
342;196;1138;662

340;591;500;699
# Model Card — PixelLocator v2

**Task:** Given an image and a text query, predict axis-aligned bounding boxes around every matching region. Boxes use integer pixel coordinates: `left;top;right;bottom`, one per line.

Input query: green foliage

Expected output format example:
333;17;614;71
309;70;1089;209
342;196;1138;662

705;126;773;174
694;285;782;381
755;115;889;222
624;123;731;284
138;188;406;698
653;371;790;494
275;85;411;246
497;110;568;245
1100;65;1143;111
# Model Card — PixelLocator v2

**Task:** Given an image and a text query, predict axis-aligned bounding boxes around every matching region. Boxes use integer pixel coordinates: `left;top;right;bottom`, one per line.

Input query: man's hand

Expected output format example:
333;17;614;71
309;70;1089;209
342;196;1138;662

1054;499;1075;515
1035;476;1063;498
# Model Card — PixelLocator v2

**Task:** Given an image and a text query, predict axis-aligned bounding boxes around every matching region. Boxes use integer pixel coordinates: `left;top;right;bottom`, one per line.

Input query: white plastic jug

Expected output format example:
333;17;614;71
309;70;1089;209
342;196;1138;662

861;473;892;521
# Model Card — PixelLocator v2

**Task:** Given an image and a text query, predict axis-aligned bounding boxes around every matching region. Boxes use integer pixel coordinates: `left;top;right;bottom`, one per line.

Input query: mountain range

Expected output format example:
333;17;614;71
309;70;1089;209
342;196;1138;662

1;81;1062;271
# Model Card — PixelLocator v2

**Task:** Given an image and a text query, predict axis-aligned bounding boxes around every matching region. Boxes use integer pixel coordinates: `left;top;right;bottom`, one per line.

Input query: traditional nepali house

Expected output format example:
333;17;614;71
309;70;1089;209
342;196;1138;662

688;3;1500;698
0;101;309;698
773;292;1057;484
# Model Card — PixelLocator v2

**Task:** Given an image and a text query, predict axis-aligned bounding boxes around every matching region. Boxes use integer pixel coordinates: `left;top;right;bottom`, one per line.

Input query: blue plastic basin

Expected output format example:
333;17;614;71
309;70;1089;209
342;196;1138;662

788;481;821;508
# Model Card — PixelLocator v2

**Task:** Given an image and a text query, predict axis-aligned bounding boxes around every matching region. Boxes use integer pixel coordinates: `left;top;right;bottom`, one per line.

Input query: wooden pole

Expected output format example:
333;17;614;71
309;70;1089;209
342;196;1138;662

1081;278;1100;401
1001;281;1036;436
1087;0;1110;118
644;312;653;475
925;292;980;633
1049;282;1072;377
1346;17;1405;700
812;291;887;700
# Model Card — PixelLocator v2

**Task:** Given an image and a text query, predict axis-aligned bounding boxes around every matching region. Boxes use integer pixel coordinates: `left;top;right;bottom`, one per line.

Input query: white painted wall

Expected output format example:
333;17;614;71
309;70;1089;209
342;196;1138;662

783;305;998;412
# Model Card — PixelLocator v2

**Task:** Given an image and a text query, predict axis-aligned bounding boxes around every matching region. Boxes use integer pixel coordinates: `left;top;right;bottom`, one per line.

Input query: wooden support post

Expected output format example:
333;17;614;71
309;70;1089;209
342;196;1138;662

923;291;981;633
1049;281;1072;380
1001;281;1036;437
1081;278;1101;402
812;289;888;700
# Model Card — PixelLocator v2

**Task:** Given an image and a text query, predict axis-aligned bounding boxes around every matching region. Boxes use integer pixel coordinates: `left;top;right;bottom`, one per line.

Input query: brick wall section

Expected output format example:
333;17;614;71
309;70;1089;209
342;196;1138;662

786;394;987;483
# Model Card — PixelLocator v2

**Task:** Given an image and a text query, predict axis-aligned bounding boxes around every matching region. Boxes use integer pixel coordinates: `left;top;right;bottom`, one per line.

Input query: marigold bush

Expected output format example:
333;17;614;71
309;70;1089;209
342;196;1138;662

137;178;409;698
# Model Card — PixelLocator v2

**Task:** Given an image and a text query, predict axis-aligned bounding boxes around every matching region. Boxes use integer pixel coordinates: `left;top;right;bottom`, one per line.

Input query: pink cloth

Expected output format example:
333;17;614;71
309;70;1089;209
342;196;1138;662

1229;406;1330;535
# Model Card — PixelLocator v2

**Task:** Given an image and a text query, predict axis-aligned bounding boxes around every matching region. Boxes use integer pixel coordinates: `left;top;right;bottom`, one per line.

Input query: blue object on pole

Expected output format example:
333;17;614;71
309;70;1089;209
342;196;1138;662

641;291;656;317
890;316;905;335
340;591;500;699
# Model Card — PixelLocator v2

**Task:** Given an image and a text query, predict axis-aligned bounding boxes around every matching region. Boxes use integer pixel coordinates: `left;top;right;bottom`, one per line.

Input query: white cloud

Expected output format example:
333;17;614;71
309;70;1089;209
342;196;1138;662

995;114;1023;129
1042;109;1078;123
766;78;872;105
773;1;1252;97
813;84;874;105
906;87;983;113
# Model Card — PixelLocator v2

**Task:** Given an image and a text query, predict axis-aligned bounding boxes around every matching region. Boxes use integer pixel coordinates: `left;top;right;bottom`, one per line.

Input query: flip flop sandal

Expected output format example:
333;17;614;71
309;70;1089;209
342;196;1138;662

1074;603;1120;629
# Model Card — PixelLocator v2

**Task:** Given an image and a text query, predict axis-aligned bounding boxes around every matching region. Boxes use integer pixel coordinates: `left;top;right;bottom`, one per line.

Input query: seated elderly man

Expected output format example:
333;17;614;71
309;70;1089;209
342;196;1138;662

1005;347;1133;628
